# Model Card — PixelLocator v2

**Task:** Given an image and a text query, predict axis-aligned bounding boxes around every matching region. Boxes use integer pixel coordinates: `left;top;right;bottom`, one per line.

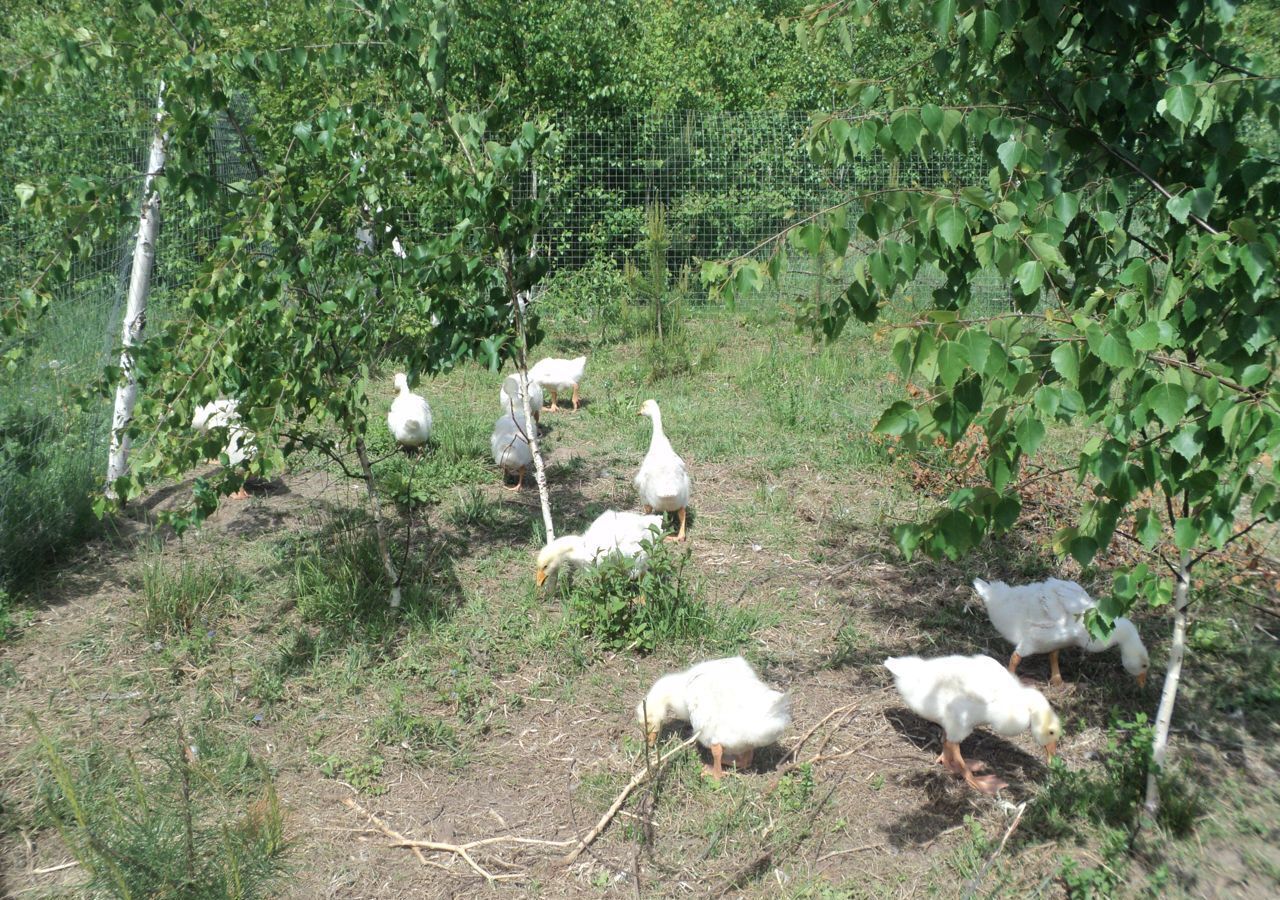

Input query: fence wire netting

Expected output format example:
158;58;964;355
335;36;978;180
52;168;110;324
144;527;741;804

534;110;1008;311
0;90;252;588
2;101;1005;588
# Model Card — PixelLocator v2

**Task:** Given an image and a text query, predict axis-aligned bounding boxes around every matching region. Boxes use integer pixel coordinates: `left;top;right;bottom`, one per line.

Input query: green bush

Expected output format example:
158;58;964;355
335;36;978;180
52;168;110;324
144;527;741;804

1029;714;1200;839
562;537;757;652
0;402;101;593
36;723;285;900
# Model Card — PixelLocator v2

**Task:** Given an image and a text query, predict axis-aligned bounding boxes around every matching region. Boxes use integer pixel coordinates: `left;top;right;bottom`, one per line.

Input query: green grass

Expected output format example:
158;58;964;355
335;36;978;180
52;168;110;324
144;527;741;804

34;720;285;899
561;536;761;653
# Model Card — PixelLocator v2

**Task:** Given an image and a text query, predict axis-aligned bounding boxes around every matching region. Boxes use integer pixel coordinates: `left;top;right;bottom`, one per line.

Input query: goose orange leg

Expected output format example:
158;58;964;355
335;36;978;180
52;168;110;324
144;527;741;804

705;743;725;779
505;466;525;491
571;384;580;410
1008;652;1022;677
735;747;754;771
938;740;1007;794
664;507;687;542
1049;650;1064;687
547;390;560;412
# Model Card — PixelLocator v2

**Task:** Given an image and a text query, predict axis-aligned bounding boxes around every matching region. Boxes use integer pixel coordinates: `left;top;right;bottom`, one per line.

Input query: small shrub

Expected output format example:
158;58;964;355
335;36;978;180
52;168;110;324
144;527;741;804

1059;828;1129;899
447;486;500;530
35;722;284;900
563;537;757;652
370;689;460;762
1028;713;1200;839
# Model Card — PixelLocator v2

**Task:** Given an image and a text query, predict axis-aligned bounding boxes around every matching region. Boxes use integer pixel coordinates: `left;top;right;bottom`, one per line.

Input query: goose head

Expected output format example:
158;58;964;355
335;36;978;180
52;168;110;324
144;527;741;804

1115;619;1150;687
1026;690;1062;760
638;398;660;419
393;372;410;394
535;535;582;589
635;673;686;745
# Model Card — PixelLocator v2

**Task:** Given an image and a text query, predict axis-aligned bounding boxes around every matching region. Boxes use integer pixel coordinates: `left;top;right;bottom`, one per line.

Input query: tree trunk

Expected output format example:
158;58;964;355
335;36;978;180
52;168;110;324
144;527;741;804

514;294;555;543
105;83;167;500
355;436;402;608
1144;550;1191;823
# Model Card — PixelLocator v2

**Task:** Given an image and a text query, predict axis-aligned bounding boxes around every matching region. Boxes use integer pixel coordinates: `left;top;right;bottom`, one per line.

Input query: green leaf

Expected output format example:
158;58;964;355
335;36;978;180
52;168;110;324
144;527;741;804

930;0;958;36
1016;260;1044;295
1163;85;1197;125
936;203;966;250
1173;517;1199;550
873;401;918;436
891;113;923;154
937;341;966;387
1146;382;1187;429
975;8;1000;51
921;103;944;135
996;138;1025;173
1015;415;1046;456
1050;343;1079;384
1166;194;1191;224
1169;425;1204;461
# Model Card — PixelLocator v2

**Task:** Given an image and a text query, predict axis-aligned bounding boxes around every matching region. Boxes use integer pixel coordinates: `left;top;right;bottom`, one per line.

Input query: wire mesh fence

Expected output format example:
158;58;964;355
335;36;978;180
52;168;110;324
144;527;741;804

0;88;252;588
534;110;1008;311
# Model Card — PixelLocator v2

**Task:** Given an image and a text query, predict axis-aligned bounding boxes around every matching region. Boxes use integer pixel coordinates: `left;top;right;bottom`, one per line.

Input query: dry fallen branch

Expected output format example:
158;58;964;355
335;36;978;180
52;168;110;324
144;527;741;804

562;733;699;865
961;801;1026;899
344;797;574;884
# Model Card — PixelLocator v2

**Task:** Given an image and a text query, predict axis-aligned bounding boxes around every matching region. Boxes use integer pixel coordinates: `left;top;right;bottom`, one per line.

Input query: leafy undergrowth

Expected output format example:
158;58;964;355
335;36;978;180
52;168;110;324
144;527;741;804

561;535;763;653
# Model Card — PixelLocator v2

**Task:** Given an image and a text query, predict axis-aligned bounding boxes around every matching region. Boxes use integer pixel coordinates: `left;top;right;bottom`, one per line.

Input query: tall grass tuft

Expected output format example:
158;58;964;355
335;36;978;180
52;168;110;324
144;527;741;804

563;537;758;653
34;719;286;899
140;556;252;638
0;401;101;594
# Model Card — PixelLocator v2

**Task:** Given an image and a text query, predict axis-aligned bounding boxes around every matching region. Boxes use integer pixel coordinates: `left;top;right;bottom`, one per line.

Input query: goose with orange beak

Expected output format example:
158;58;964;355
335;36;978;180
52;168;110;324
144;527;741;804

534;510;663;593
885;654;1061;794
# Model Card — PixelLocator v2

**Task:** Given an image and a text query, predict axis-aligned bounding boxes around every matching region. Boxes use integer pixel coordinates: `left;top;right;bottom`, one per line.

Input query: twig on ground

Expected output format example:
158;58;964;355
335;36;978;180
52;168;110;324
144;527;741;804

561;734;699;865
961;801;1026;898
816;843;883;862
344;797;573;883
30;861;80;876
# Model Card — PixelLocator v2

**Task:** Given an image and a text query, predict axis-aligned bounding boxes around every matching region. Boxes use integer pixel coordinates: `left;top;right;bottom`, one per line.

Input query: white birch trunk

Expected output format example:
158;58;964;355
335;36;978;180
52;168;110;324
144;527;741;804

355;436;402;608
1144;551;1192;822
515;345;555;543
512;164;555;542
105;84;167;500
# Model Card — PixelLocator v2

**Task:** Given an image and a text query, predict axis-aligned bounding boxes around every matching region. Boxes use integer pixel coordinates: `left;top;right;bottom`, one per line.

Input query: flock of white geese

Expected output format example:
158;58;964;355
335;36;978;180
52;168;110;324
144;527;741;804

195;356;1151;791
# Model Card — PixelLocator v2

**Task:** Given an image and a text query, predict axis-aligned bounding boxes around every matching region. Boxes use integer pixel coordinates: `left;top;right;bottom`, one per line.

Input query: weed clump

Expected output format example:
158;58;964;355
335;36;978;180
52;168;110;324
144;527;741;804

35;722;285;899
562;537;757;653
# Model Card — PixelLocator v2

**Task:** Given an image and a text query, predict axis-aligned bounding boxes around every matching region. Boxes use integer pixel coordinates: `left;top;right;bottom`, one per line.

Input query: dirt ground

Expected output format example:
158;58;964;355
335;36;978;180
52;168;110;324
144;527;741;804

3;323;1279;898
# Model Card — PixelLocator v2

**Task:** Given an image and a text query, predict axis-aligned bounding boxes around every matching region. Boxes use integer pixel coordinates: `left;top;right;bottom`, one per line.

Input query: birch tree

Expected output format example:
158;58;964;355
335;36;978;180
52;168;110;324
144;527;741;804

714;0;1280;820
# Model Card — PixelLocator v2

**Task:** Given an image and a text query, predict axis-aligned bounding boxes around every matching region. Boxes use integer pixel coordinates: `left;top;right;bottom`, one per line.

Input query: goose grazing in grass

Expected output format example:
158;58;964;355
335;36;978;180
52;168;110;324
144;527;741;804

637;656;790;779
885;654;1061;794
491;411;533;490
192;399;255;499
972;577;1149;688
498;373;543;423
635;399;691;541
387;372;432;450
534;509;663;591
528;355;587;411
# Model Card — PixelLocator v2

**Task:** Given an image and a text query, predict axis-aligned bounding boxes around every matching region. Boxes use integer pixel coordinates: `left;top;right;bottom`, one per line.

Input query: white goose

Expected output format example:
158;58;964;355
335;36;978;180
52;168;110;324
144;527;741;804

972;578;1150;687
635;399;691;541
637;656;791;779
528;355;587;411
490;411;533;490
885;654;1061;794
192;398;255;499
535;510;663;591
386;373;432;450
498;373;544;423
